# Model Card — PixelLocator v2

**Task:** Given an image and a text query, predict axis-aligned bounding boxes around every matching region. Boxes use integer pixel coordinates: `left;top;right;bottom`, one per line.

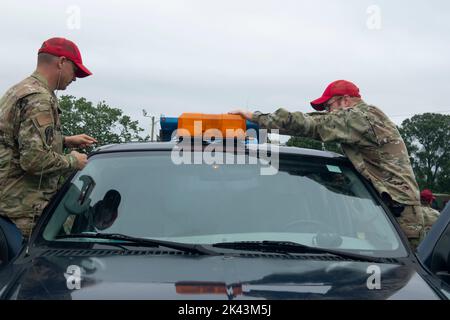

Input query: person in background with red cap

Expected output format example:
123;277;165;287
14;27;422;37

0;37;97;243
231;80;424;249
420;189;440;236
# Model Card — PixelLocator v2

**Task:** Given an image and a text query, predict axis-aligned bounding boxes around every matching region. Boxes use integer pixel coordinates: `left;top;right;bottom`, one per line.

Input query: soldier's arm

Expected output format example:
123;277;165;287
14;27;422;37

18;94;78;175
252;107;377;145
252;108;321;139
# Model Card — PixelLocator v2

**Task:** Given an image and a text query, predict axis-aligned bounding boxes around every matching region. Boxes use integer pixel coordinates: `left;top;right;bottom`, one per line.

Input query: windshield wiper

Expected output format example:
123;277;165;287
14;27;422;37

212;240;387;263
55;233;217;256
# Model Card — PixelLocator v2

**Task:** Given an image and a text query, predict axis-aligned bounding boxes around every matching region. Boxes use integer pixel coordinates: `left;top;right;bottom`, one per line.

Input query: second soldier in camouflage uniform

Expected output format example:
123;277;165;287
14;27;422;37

231;80;424;248
0;37;96;238
420;189;440;236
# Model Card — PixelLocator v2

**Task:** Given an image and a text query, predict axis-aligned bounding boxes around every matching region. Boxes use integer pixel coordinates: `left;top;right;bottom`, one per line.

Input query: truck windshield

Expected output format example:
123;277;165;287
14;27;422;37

42;151;407;257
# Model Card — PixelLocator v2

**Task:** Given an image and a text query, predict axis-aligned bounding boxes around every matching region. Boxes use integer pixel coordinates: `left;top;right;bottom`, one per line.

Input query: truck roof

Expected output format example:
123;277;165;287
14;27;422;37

92;141;346;159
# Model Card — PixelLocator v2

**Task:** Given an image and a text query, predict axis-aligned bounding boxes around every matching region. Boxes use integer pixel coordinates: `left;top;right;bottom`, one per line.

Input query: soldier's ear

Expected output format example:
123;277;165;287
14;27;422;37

56;56;66;70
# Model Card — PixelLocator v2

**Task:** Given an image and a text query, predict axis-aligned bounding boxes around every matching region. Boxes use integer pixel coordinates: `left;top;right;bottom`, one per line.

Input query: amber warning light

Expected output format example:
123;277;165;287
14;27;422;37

160;113;259;142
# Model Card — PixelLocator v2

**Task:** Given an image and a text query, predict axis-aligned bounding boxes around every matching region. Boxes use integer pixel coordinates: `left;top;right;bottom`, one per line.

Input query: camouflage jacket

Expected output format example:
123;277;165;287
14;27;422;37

0;71;78;236
252;101;421;206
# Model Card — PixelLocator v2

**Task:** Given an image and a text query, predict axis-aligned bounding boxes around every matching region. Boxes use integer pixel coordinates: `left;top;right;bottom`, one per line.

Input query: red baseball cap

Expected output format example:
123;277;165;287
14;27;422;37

420;189;436;202
310;80;361;111
38;37;92;78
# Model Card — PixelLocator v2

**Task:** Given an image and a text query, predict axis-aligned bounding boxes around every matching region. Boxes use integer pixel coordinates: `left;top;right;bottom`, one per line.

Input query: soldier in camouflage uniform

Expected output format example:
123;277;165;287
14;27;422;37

0;37;97;239
231;80;424;249
420;189;440;236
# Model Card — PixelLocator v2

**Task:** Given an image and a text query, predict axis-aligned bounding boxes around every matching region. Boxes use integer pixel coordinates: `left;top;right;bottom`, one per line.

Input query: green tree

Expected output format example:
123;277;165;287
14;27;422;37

437;161;450;193
59;95;149;151
399;113;450;193
286;136;342;154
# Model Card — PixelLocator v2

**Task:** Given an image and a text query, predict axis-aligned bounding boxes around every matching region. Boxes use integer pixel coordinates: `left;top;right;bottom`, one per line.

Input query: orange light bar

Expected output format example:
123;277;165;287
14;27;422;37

175;282;243;295
178;113;247;139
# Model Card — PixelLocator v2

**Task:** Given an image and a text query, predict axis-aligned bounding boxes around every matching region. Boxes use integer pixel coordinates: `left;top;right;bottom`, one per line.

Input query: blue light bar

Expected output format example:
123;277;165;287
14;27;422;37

160;117;179;142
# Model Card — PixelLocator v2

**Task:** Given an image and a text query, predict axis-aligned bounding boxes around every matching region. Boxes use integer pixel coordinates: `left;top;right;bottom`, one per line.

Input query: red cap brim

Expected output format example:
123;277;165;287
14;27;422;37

74;62;92;78
310;95;332;111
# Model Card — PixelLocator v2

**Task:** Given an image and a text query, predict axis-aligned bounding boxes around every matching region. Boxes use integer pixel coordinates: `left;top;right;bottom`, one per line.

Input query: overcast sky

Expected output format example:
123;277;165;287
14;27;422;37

1;0;450;138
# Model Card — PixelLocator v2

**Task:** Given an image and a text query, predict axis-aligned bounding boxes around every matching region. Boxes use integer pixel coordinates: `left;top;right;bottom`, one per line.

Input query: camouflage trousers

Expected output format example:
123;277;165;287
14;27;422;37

0;201;47;238
396;205;425;250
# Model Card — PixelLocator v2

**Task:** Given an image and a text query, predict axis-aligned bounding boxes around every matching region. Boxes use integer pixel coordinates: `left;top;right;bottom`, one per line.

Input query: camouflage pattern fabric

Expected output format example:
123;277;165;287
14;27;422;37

0;71;78;237
397;205;424;247
252;101;423;243
421;205;440;236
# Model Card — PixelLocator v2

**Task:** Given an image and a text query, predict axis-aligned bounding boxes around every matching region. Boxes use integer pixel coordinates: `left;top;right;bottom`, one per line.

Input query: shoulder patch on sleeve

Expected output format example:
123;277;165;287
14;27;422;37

35;113;53;127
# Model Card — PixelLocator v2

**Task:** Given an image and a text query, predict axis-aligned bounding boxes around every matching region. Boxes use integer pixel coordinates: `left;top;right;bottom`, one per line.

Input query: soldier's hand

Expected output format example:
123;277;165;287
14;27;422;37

229;109;253;121
70;151;88;170
65;134;97;148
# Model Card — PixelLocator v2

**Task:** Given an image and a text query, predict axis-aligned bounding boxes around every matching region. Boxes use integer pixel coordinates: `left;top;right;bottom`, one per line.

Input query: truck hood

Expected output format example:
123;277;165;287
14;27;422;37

0;249;440;300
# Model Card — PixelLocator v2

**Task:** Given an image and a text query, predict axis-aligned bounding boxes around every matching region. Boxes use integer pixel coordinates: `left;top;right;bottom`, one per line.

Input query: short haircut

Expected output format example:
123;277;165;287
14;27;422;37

349;97;363;103
37;52;58;65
